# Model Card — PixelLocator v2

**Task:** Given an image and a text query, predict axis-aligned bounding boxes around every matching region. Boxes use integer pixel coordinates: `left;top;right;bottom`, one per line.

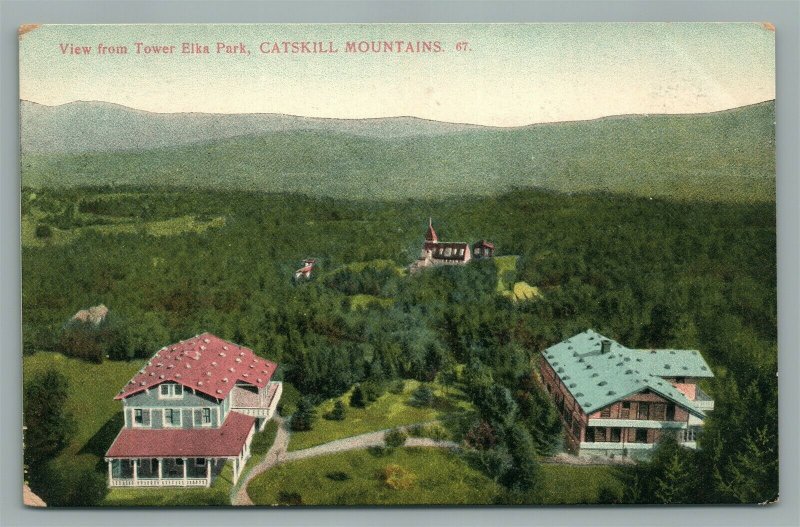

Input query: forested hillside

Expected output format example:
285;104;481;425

22;187;777;505
21;101;775;202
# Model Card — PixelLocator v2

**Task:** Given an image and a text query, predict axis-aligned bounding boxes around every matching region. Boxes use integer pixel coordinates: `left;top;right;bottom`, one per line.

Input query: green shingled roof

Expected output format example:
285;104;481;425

541;329;712;417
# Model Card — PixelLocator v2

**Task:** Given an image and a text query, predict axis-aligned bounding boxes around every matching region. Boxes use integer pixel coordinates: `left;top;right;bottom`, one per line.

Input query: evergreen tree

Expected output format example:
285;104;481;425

715;425;778;503
409;384;434;408
23;369;74;469
654;451;693;504
328;400;346;421
503;424;541;492
350;384;366;408
290;396;317;431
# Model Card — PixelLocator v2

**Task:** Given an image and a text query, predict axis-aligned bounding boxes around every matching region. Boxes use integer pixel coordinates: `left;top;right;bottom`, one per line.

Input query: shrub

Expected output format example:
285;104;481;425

388;379;405;394
384;428;408;448
381;464;416;490
409;383;434;407
325;400;346;421
325;471;351;481
276;491;303;505
361;380;385;403
35;224;52;239
465;420;498;450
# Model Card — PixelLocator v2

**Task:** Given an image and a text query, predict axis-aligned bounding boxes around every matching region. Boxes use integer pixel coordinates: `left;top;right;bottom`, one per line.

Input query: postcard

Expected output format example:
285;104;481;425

19;23;776;507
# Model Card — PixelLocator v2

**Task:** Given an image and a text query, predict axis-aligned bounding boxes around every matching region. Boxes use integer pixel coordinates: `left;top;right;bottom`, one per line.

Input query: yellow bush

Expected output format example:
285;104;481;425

381;464;416;490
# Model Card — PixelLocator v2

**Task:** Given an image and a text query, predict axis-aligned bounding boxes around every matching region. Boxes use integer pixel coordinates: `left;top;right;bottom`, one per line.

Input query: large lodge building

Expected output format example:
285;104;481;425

540;329;714;457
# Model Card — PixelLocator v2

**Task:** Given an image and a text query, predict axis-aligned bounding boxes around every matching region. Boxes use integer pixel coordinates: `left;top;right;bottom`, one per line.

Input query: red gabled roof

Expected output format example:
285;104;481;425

105;411;255;458
474;240;495;249
115;333;277;401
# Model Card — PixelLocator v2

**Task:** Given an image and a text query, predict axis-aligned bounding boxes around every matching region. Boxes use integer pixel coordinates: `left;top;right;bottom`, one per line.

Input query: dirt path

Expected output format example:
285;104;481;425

231;416;291;506
232;420;456;506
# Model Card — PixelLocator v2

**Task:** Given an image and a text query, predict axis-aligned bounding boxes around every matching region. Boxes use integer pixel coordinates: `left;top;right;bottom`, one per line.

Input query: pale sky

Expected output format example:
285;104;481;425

19;23;775;127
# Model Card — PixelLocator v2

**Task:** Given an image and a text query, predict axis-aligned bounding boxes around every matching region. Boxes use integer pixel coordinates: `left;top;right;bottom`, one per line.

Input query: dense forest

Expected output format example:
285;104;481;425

21;186;777;505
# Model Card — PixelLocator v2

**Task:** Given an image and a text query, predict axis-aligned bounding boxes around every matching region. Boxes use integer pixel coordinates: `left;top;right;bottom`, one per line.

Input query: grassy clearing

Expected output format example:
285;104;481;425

494;255;519;292
248;447;625;506
102;461;234;506
288;380;472;451
21;213;225;247
248;447;501;505
349;294;395;310
537;464;625;504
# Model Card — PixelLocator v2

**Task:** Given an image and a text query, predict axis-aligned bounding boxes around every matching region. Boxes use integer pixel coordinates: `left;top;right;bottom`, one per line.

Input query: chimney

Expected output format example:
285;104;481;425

601;340;611;354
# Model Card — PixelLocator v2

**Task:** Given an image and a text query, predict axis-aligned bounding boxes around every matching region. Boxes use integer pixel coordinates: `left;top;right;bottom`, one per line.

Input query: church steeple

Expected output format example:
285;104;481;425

425;217;438;242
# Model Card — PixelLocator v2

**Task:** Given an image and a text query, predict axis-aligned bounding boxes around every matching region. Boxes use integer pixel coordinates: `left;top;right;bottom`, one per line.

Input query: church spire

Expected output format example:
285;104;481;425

425;217;438;242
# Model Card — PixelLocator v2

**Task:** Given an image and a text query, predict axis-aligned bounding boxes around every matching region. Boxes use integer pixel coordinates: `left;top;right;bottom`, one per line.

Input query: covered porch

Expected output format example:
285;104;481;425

106;457;224;488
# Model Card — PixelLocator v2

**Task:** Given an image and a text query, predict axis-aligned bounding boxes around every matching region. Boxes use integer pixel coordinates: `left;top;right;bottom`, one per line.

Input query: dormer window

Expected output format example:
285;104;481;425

159;383;184;399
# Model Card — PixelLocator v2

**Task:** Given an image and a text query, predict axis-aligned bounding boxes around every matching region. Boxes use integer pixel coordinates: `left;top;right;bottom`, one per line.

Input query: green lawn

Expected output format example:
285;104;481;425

248;447;502;505
538;464;625;504
288;380;472;451
247;447;625;506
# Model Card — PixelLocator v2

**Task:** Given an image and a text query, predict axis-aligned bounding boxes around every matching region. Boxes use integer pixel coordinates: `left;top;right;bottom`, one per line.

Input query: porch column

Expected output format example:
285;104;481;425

157;458;163;486
132;459;138;486
206;458;211;487
232;457;239;485
107;460;112;487
182;458;187;484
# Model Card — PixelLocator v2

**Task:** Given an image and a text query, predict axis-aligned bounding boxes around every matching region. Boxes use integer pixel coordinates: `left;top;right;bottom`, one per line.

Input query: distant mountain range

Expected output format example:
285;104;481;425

20;100;775;202
20;100;490;154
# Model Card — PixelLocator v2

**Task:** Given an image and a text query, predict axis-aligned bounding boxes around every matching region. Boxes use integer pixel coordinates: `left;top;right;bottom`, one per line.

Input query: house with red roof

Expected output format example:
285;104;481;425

540;330;714;458
104;333;282;488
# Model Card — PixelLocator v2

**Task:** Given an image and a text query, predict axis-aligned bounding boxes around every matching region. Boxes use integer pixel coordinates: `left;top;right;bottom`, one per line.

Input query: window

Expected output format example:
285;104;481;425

620;401;631;419
176;458;184;466
651;403;667;421
133;409;150;427
475;248;482;256
458;248;464;256
600;406;611;418
637;402;649;420
444;247;452;257
203;408;211;424
159;383;184;399
675;377;686;384
611;428;622;442
594;428;607;442
196;458;206;466
666;403;676;421
164;408;182;427
635;428;648;443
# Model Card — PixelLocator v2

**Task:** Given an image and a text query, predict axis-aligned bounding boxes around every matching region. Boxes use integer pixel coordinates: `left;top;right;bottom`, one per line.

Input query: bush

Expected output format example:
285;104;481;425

409;383;434;407
388;379;405;394
381;464;416;490
325;471;351;481
384;428;408;448
325;400;346;421
35;224;52;238
361;380;385;403
276;491;303;505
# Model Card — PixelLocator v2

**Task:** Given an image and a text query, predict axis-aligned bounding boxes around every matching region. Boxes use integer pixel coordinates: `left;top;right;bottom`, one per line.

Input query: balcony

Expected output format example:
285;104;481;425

693;386;714;411
231;381;282;421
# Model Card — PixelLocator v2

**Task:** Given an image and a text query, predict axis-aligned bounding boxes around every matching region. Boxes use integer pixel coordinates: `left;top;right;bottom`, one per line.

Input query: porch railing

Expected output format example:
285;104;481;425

109;477;208;488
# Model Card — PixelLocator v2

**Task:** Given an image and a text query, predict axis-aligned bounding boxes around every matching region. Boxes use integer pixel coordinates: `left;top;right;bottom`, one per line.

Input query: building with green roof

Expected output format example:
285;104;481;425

539;329;714;458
